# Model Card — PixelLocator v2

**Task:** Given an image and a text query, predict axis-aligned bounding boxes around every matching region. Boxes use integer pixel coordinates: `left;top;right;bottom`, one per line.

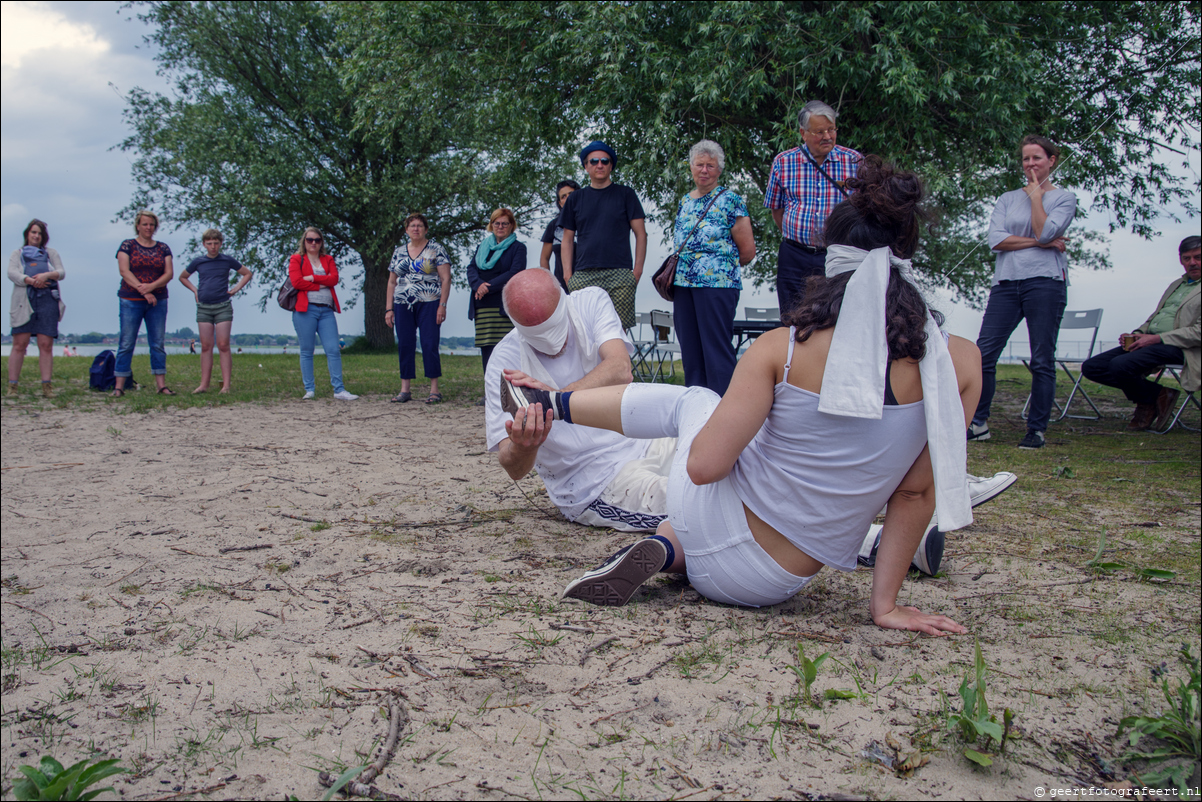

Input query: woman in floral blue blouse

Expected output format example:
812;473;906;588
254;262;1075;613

385;213;452;403
673;139;756;394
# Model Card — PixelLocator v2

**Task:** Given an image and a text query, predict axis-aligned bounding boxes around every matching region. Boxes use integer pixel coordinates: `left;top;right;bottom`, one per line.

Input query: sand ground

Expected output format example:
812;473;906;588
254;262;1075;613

1;398;1199;800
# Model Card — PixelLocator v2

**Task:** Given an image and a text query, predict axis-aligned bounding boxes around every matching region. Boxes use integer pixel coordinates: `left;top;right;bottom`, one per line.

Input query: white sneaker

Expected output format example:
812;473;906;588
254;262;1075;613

967;471;1017;507
333;390;358;401
302;391;315;400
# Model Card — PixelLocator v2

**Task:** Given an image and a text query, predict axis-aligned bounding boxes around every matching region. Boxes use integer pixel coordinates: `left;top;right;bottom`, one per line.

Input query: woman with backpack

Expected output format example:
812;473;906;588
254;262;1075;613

7;218;65;397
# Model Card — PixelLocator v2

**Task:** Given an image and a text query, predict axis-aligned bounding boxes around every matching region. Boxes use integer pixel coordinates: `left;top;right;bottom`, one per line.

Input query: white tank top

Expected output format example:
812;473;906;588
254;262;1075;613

728;329;929;571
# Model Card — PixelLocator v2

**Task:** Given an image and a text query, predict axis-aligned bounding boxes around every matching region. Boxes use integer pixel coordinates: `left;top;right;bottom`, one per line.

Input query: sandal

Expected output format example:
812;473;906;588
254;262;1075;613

157;386;176;396
391;391;412;403
424;393;443;405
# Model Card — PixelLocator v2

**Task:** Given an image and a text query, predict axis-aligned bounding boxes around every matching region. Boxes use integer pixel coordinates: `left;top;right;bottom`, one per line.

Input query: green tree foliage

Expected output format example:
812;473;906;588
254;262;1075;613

348;0;1198;303
120;1;568;347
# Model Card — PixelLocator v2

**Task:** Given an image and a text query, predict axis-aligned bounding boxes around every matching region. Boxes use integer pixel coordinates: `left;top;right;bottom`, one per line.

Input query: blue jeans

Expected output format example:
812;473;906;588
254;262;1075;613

974;277;1067;432
115;297;168;377
394;300;442;380
673;286;738;394
292;306;344;393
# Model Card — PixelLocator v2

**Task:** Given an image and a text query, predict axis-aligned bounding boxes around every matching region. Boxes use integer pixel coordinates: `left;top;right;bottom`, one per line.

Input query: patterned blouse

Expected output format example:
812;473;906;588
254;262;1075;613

387;240;452;307
672;187;749;289
116;239;172;300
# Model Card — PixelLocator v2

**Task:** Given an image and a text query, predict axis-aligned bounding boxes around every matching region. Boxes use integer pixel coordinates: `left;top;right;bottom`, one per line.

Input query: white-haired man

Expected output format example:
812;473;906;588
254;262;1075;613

765;99;861;314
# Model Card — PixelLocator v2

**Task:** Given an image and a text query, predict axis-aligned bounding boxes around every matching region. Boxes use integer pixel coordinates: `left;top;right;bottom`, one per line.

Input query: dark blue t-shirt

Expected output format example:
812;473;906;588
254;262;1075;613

558;183;645;272
183;254;243;305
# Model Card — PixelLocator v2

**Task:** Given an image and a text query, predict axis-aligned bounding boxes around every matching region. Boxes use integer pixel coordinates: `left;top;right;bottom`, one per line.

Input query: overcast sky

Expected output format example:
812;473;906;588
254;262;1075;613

2;0;1199;349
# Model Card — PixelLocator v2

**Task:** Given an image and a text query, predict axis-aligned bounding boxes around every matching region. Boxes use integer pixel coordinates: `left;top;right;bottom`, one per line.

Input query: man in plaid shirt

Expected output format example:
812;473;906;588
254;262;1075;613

764;100;861;314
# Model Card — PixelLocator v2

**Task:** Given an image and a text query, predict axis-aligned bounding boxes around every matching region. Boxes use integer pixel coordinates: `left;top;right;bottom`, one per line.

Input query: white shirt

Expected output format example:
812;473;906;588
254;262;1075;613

485;288;645;520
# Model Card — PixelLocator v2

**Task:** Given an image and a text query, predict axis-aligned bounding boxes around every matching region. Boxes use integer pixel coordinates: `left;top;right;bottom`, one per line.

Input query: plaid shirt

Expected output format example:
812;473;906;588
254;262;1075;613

764;144;861;246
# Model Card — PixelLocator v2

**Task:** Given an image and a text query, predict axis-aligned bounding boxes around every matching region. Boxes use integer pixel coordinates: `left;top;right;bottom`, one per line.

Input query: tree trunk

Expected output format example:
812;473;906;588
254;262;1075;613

361;252;396;350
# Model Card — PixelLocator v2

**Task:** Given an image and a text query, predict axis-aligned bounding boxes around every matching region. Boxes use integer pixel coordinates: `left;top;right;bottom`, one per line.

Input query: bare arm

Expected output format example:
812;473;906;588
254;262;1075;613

436;263;451;326
563;339;632;391
497;406;554;480
731;217;756;265
229;265;253;295
631;218;648;282
686;327;784;485
560;229;575;284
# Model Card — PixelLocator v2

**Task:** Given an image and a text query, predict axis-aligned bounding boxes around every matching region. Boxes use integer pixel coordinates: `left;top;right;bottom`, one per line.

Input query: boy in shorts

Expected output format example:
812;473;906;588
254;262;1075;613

179;228;252;393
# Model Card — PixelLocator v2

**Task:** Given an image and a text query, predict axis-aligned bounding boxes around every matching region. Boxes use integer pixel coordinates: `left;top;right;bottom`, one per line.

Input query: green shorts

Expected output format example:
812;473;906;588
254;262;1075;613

196;300;234;325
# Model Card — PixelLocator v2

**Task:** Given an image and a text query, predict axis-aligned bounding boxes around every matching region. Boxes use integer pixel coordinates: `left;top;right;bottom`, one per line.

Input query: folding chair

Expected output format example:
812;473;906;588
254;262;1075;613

1149;364;1200;434
629;312;657;382
744;306;780;320
648;310;680;383
1022;308;1103;422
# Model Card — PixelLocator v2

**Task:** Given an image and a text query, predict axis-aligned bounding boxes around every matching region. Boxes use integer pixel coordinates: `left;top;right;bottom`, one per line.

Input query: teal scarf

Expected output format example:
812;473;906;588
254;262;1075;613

475;233;517;271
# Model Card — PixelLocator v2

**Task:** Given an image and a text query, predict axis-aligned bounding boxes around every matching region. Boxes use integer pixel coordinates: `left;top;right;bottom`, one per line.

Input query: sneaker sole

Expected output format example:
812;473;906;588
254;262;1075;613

562;541;664;606
969;473;1017;508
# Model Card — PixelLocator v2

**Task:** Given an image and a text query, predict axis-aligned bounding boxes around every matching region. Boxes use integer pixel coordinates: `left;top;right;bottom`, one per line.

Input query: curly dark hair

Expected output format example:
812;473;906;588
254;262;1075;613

783;156;941;361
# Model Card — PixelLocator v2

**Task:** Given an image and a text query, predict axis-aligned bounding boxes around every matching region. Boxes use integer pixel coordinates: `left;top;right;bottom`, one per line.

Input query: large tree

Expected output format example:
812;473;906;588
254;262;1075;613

346;0;1200;304
120;1;570;347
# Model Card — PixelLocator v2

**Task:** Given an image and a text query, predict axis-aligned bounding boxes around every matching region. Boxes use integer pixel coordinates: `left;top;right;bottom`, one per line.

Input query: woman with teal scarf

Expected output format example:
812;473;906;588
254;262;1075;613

468;208;527;376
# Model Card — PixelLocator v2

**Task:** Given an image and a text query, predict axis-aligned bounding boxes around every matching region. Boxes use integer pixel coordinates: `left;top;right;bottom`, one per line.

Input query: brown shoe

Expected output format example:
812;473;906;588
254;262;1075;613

1128;403;1156;430
1153;387;1181;430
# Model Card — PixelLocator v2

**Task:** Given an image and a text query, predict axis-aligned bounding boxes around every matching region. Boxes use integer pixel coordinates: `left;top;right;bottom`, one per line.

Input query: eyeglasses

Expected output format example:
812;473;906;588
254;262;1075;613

305;237;323;244
588;158;611;166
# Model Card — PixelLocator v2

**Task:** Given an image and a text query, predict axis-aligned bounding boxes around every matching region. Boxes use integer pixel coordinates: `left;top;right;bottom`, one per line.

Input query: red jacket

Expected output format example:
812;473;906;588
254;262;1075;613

288;253;341;313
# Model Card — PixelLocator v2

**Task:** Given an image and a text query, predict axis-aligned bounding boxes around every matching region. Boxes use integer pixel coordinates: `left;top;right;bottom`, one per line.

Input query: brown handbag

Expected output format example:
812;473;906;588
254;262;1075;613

652;188;727;303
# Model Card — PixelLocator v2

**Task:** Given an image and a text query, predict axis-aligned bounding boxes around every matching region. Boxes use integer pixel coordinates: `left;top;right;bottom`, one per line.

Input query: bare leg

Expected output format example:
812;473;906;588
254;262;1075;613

7;332;30;385
215;321;233;392
195;322;215;393
36;334;54;382
655;519;686;573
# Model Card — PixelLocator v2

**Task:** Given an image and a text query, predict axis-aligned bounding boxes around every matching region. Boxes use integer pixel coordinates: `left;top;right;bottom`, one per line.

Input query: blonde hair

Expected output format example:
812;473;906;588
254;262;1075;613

488;208;517;233
134;210;160;234
201;228;223;242
295;226;329;256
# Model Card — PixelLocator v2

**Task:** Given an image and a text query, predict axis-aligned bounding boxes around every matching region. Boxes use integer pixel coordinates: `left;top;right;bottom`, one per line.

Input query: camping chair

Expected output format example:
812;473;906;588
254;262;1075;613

629;312;657;381
648;310;680;383
1149;364;1200;434
1022;308;1104;422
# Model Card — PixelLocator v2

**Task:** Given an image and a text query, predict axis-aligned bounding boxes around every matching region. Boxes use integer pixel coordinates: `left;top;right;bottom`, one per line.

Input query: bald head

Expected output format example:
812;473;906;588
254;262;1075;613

504;269;563;327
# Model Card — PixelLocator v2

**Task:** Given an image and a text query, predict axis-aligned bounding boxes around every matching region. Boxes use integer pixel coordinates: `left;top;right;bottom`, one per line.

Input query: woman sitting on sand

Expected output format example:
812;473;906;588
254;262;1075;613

501;158;980;635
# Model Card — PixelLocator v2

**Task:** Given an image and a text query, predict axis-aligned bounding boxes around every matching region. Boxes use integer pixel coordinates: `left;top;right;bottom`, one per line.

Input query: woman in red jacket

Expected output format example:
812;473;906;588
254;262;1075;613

289;227;357;400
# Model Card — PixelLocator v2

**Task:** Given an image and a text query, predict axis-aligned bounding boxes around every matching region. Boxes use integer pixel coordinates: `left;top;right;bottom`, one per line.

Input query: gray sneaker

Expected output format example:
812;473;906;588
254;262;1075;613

967;472;1017;507
967;421;991;441
562;538;667;606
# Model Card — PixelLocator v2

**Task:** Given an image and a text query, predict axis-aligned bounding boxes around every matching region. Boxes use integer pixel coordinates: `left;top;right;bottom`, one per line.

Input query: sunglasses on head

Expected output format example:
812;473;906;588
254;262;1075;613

305;237;322;244
588;158;611;166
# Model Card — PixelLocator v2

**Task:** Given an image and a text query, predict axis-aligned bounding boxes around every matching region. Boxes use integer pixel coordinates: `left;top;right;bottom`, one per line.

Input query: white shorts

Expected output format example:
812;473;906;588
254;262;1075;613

574;438;676;532
621;385;816;607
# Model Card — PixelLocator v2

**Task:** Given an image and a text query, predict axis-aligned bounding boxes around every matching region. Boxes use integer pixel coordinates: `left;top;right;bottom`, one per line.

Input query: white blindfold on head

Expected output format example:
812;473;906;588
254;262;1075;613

513;290;570;356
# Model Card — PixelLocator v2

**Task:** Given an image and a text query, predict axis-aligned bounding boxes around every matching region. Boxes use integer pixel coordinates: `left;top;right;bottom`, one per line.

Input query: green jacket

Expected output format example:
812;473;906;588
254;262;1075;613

1135;276;1200;391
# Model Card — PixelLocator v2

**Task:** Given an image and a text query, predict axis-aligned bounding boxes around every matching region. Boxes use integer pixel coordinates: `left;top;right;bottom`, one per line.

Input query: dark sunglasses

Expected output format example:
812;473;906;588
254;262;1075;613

305;237;323;244
588;158;611;166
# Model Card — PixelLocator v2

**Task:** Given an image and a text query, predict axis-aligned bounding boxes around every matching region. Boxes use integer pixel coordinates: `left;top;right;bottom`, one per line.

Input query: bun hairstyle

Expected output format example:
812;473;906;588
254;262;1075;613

784;155;941;361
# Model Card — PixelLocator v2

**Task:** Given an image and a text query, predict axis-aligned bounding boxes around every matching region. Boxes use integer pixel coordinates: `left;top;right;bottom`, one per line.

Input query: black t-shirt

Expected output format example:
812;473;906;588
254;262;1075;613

540;216;570;291
558;183;645;272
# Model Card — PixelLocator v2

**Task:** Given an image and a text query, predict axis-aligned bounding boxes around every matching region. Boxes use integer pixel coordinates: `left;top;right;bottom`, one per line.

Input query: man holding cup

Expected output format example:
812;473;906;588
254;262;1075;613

1082;235;1200;430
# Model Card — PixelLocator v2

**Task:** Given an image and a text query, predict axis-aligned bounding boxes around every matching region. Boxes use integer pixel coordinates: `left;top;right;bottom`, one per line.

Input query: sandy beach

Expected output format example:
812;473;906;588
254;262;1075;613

2;397;1199;800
